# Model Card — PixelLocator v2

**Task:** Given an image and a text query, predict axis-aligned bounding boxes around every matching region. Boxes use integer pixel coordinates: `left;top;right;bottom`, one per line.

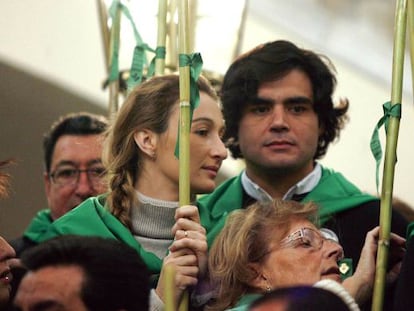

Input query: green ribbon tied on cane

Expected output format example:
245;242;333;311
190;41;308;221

108;0;156;92
174;53;203;158
147;46;166;77
370;101;401;192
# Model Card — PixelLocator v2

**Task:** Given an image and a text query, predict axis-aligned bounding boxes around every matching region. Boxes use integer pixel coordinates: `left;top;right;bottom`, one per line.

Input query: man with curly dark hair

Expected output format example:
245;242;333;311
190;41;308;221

199;40;407;277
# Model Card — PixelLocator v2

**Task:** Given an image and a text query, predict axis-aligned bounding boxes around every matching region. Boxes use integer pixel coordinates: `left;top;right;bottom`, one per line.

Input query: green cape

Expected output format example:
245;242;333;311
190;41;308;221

198;166;378;246
37;195;162;273
227;294;262;311
407;222;414;240
23;209;53;241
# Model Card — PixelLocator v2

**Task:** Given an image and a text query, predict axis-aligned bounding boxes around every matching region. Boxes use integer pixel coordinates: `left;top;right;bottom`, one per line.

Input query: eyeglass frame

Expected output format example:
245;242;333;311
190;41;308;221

49;166;106;187
254;227;344;263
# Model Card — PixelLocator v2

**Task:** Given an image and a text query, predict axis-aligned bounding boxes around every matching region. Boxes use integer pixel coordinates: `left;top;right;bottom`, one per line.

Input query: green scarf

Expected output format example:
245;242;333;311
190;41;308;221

407;222;414;240
228;294;262;311
38;195;162;273
199;166;377;246
23;209;53;242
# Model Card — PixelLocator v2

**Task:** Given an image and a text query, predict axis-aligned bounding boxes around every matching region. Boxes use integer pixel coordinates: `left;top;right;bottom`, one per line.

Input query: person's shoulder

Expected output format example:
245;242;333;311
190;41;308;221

337;199;408;236
198;174;242;206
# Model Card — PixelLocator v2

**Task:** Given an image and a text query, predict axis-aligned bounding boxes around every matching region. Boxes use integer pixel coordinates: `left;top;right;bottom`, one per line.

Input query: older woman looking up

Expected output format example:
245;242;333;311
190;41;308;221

35;74;228;310
208;200;405;311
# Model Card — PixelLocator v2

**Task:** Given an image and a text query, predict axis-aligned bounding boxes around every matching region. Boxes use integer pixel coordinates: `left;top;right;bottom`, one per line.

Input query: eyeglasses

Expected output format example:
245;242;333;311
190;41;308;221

279;227;344;259
49;167;106;187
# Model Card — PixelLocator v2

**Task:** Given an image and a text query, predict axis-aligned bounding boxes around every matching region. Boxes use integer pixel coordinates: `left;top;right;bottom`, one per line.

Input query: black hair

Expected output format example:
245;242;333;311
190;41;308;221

249;286;351;311
43;112;108;173
221;40;348;159
20;235;150;311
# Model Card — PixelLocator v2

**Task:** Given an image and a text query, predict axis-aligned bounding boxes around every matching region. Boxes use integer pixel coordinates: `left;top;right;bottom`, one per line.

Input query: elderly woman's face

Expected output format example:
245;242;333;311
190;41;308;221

256;219;343;290
0;236;15;308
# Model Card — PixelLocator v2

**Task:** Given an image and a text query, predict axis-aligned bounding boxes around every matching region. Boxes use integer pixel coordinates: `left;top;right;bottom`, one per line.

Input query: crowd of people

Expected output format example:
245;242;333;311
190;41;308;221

1;39;413;311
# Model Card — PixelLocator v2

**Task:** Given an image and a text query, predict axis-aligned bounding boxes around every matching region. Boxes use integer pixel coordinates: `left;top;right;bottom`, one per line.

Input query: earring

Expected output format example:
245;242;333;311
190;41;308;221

151;151;157;160
266;285;271;293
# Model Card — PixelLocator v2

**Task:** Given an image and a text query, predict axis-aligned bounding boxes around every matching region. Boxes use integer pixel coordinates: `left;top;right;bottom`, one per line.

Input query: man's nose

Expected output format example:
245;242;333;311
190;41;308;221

75;171;94;195
269;105;289;131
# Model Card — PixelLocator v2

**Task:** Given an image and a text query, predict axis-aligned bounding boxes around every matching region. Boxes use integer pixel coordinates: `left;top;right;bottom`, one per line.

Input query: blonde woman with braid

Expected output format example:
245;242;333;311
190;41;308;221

36;74;228;310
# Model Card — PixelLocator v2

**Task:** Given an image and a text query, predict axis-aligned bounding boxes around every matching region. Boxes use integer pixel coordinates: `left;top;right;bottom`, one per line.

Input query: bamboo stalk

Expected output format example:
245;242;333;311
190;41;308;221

167;0;178;70
108;1;121;116
371;1;407;310
96;0;110;69
96;0;119;116
177;1;190;310
164;265;176;311
155;0;168;75
408;0;414;94
178;0;191;208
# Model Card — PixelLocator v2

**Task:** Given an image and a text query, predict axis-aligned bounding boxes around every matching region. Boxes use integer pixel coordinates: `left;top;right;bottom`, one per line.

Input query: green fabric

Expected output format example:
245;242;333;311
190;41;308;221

147;46;166;77
198;166;378;246
107;0;155;92
370;101;401;192
407;222;414;240
23;209;53;242
227;294;262;311
37;195;162;273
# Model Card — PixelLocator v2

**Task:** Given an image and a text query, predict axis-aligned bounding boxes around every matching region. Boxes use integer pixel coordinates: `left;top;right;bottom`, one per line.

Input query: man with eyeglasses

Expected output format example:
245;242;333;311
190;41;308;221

10;112;109;256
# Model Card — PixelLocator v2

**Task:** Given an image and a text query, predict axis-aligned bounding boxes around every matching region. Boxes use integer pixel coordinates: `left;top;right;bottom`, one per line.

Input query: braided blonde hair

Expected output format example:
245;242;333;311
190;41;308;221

102;74;217;228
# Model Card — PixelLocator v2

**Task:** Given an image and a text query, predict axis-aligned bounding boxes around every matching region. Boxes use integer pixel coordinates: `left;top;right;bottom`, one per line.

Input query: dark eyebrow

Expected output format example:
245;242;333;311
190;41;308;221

248;96;274;106
87;159;103;166
54;161;77;169
54;159;103;170
283;96;313;105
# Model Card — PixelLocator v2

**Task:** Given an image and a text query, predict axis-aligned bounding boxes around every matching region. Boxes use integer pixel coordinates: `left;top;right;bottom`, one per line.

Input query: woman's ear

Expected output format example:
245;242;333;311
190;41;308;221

248;263;269;291
133;129;157;158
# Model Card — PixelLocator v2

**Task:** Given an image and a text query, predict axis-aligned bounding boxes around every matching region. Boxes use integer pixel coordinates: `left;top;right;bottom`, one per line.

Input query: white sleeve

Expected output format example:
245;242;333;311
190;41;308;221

314;279;360;311
149;288;165;311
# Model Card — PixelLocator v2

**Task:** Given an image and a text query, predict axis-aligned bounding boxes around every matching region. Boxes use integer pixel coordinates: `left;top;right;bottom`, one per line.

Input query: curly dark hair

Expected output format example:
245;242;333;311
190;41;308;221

220;40;348;159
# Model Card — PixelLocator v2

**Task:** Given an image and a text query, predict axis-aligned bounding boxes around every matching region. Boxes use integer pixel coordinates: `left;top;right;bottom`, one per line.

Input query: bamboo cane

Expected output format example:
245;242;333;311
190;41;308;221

178;0;191;209
96;0;110;69
408;0;414;94
167;0;178;70
164;265;176;311
96;0;120;116
177;1;190;310
108;1;121;116
155;0;168;75
371;1;407;310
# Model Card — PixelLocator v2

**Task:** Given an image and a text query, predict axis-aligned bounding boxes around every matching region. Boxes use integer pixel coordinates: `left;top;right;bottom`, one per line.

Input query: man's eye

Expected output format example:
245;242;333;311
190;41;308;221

252;106;270;114
89;168;106;176
57;169;77;178
289;105;307;114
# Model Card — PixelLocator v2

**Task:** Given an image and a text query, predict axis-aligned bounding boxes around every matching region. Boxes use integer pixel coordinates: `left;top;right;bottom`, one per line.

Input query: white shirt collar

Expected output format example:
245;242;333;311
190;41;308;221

241;163;322;201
